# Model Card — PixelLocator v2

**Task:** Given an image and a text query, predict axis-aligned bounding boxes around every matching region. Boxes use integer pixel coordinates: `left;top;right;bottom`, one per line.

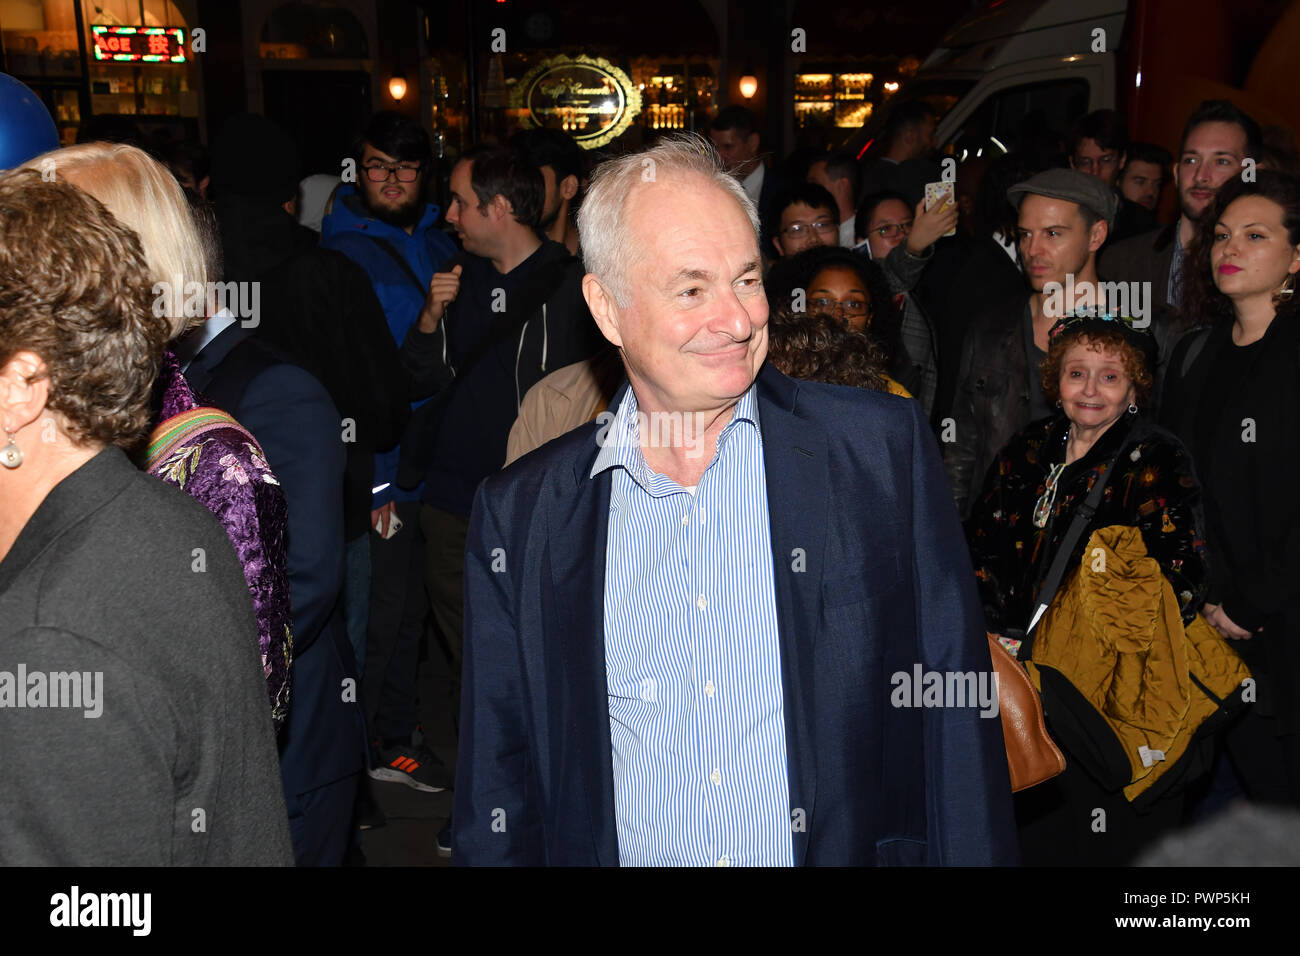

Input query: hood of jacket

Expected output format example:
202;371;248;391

320;183;443;244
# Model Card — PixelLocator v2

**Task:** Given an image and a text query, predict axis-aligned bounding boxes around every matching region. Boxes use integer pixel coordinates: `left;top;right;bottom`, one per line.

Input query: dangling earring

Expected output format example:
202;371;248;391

1275;272;1297;308
1128;403;1139;415
0;430;22;469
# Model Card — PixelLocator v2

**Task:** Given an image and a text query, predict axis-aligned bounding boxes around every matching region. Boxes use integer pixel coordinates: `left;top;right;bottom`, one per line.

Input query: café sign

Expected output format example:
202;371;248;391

512;55;641;149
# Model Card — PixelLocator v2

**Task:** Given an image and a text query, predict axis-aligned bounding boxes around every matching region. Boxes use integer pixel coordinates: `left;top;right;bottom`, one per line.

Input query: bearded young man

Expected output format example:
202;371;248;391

1101;100;1262;366
321;112;459;815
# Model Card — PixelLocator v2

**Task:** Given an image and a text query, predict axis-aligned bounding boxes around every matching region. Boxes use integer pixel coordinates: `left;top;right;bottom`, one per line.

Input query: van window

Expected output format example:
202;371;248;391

946;78;1089;161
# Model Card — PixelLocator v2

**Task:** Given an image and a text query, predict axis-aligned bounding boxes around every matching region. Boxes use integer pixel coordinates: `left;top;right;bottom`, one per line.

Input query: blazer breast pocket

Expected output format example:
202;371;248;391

822;552;905;609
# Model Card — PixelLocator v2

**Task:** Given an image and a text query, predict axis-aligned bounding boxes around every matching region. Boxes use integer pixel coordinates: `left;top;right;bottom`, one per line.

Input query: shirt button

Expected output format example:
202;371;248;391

704;680;715;698
696;594;707;610
710;768;721;786
681;513;689;525
715;856;730;867
698;508;706;525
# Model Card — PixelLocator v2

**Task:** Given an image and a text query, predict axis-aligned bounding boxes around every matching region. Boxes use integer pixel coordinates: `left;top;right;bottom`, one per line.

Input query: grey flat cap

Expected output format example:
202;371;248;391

1007;168;1118;230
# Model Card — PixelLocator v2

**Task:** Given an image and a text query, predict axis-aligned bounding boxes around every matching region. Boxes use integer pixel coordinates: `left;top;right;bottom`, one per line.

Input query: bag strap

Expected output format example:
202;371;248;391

1179;326;1212;379
366;235;444;297
1020;422;1152;656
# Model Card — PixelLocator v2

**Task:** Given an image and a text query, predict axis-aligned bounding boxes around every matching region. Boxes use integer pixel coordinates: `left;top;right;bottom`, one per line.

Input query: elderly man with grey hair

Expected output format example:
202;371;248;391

452;134;1018;867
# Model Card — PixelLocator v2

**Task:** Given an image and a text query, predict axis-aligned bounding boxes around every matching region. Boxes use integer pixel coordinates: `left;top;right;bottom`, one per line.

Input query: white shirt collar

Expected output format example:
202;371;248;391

838;215;856;248
741;163;765;204
173;309;239;372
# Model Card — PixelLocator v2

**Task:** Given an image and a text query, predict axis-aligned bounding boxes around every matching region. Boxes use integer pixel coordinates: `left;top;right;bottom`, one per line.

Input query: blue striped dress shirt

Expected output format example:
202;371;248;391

591;384;792;867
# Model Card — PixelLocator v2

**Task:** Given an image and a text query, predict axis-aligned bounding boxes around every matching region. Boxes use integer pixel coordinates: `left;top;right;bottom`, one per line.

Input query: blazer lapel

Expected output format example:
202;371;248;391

756;364;827;865
548;436;618;865
184;323;254;393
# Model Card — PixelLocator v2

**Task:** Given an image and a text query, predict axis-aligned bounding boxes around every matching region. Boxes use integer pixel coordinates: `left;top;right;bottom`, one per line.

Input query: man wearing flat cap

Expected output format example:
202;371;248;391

945;169;1117;516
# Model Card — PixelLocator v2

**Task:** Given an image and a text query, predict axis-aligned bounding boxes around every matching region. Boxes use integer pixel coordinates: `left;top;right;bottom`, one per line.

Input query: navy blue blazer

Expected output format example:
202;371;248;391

453;363;1019;865
186;324;366;797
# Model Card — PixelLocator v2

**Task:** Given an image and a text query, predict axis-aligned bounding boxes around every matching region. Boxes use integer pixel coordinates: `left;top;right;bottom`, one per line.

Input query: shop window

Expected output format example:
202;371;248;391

1;0;82;77
83;0;196;120
84;0;184;28
261;2;367;60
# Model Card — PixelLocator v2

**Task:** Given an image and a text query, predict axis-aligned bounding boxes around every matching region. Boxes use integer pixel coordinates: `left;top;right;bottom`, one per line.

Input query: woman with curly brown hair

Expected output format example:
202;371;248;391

0;170;291;864
965;313;1214;864
1161;171;1300;807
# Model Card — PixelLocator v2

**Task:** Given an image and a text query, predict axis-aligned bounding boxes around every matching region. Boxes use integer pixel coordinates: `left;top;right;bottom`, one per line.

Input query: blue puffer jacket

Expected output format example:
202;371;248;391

321;185;458;507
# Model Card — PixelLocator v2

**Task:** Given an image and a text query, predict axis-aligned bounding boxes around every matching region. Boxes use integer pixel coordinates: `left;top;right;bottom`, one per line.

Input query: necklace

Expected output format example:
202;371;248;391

1033;462;1066;528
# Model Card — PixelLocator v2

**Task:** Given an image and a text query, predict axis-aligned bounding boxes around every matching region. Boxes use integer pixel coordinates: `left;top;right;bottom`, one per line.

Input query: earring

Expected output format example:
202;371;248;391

1276;272;1296;306
1128;403;1139;415
0;431;22;469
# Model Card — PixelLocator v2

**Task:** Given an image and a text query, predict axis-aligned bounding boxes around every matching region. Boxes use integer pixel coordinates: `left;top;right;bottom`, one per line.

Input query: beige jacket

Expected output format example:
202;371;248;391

505;350;623;466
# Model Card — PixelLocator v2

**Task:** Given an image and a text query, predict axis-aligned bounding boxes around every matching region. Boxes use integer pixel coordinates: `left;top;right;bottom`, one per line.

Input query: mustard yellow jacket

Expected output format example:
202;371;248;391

1027;524;1251;802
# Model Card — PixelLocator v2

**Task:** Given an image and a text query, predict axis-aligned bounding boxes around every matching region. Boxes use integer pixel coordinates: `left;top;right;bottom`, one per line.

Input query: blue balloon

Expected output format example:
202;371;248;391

0;72;60;171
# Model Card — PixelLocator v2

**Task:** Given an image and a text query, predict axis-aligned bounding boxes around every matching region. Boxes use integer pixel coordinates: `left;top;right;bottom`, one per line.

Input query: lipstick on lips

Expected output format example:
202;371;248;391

1218;263;1243;275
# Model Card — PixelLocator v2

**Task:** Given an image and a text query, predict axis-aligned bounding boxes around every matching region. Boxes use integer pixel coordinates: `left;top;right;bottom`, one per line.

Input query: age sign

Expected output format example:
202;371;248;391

92;26;186;64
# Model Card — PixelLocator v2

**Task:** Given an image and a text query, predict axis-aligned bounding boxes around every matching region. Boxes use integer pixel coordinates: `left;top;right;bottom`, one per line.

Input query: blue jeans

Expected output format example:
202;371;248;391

343;535;371;681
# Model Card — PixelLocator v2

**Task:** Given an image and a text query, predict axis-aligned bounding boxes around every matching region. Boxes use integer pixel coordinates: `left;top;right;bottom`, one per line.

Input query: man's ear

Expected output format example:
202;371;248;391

559;174;579;202
489;193;513;223
771;234;786;258
1088;217;1109;254
583;274;624;349
0;351;51;434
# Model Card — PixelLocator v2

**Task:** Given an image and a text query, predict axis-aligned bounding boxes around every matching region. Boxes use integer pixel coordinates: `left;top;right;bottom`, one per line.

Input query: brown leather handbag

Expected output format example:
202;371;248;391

988;633;1065;791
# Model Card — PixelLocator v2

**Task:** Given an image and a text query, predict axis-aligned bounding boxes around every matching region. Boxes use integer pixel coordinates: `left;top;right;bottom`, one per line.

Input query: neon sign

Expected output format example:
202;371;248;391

92;26;187;64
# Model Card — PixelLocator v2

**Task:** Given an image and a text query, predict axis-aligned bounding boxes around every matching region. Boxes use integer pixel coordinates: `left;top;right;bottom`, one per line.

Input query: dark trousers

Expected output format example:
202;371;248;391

420;505;469;740
1015;758;1184;865
363;501;427;744
1226;703;1300;807
287;771;361;866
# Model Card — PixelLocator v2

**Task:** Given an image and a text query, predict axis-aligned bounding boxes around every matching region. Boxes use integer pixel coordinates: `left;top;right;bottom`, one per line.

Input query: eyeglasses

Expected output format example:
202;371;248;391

870;221;913;239
810;296;871;316
363;162;424;183
782;220;837;237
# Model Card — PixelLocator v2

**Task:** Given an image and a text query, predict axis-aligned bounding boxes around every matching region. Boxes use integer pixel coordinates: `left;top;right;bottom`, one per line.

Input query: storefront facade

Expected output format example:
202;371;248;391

0;0;203;144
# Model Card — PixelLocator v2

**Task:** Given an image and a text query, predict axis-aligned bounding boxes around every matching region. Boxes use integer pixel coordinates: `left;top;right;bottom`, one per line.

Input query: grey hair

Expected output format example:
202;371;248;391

577;133;761;307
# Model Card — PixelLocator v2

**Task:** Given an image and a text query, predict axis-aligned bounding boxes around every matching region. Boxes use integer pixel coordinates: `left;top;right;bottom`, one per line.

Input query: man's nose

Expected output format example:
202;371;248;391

713;286;755;340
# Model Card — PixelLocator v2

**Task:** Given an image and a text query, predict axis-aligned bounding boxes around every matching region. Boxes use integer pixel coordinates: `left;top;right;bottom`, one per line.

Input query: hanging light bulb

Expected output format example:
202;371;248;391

739;75;758;99
388;72;408;101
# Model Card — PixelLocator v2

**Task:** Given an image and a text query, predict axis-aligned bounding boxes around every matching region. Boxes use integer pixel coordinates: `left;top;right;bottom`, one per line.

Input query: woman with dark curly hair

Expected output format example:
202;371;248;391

965;313;1218;864
1161;171;1300;806
765;305;900;394
0;170;291;864
765;245;906;374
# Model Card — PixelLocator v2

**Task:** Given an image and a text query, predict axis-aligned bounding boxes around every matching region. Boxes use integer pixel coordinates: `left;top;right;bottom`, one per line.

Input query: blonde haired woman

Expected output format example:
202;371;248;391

23;143;293;728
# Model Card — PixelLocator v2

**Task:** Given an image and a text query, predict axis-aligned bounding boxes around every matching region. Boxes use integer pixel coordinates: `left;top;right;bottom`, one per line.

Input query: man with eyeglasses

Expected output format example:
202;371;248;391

321;113;459;830
1068;110;1155;246
768;183;840;259
855;191;955;416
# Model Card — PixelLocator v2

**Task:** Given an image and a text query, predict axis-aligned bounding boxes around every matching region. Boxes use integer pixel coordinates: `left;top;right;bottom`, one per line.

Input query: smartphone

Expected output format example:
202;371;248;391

924;180;957;238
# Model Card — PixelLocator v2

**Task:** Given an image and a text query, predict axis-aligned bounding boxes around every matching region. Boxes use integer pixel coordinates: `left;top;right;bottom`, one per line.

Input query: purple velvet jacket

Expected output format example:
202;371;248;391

144;351;293;729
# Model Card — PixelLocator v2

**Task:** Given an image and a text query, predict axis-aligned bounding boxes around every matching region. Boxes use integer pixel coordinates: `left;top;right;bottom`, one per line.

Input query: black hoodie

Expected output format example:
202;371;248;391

401;239;601;517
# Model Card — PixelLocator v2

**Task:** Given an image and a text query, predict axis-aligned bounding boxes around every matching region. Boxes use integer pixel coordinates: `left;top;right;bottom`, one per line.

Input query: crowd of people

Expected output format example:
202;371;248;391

1;86;1298;867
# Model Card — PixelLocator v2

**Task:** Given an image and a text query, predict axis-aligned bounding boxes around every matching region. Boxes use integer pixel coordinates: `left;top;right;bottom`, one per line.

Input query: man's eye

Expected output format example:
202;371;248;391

1047;230;1060;239
680;287;702;298
737;277;761;289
